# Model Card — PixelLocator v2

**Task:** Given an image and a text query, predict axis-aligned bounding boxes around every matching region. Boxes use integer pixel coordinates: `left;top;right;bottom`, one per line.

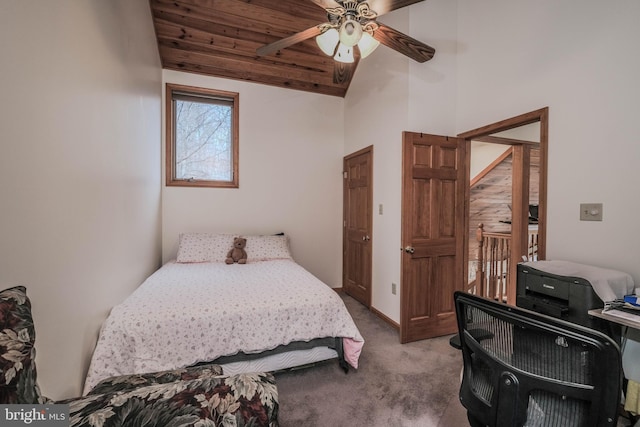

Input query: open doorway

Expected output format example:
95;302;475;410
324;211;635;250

458;108;548;304
398;109;547;342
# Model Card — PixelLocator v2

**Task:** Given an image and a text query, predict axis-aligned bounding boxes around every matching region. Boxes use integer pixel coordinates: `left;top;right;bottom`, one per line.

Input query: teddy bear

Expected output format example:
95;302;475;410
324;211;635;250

225;237;248;264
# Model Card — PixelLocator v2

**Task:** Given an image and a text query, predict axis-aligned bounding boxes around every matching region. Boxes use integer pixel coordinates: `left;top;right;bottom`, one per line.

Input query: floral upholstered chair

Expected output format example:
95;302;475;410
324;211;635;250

0;286;279;427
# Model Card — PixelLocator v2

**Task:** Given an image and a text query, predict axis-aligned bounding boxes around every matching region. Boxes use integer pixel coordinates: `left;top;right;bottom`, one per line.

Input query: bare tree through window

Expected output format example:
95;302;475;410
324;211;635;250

166;84;239;188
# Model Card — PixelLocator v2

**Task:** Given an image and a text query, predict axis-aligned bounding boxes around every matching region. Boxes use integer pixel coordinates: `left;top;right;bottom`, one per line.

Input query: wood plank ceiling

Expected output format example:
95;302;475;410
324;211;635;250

150;0;353;97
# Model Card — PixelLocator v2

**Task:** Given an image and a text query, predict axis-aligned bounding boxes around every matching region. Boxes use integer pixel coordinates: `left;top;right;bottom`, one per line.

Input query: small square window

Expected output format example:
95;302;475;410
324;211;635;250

166;83;239;188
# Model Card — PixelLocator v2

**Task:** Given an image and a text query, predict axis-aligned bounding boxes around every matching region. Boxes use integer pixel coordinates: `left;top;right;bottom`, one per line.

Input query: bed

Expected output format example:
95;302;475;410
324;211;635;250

83;233;364;394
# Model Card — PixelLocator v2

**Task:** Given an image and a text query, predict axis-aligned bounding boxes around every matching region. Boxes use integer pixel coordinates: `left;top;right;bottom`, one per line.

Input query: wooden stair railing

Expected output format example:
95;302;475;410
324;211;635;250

527;229;539;261
468;223;538;303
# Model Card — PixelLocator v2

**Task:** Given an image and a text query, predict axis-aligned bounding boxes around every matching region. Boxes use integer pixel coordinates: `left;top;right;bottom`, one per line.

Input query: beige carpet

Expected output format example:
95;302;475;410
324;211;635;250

275;294;468;426
275;293;636;426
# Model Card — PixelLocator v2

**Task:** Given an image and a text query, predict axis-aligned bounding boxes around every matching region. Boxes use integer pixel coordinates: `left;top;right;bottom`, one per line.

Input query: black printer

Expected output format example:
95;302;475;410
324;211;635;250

516;263;607;332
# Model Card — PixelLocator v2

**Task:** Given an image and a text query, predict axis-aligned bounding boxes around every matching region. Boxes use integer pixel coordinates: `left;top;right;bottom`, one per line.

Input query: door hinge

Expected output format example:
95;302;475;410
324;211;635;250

343;171;347;179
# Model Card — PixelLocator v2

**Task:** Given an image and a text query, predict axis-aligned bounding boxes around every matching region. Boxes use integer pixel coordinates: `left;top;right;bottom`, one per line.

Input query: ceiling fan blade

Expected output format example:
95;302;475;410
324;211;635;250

257;26;323;56
373;23;435;63
367;0;425;16
307;0;343;9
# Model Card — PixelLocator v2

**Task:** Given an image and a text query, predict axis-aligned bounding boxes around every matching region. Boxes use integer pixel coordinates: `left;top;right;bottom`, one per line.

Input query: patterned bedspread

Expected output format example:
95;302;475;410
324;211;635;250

83;260;364;394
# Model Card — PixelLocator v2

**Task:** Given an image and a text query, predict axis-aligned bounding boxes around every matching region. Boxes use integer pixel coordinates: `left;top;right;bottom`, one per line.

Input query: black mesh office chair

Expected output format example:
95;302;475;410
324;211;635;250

454;291;622;427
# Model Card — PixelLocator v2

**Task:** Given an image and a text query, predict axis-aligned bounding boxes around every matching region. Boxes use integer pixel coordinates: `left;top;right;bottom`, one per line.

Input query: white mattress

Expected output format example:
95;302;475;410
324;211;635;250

83;259;364;394
219;347;338;376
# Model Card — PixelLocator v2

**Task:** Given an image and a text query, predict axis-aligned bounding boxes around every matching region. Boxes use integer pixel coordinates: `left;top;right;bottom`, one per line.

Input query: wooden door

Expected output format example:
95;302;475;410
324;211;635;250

509;144;531;304
343;146;373;307
400;133;467;343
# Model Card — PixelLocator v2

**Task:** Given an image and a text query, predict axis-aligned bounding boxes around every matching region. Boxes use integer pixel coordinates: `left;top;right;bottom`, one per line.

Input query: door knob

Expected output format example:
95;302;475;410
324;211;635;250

362;235;371;241
404;246;415;254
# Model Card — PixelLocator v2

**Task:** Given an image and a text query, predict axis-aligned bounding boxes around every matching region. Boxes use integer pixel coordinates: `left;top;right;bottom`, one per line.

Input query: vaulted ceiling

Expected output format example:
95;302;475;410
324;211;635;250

149;0;427;98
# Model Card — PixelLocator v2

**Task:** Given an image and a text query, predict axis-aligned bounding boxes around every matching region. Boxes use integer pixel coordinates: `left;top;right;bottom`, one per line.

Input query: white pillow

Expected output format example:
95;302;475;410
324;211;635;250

245;235;292;261
176;233;235;263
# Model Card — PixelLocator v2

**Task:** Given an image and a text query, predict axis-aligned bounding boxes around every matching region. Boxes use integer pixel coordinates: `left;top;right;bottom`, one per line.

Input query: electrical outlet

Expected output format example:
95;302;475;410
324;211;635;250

392;283;397;295
580;203;603;221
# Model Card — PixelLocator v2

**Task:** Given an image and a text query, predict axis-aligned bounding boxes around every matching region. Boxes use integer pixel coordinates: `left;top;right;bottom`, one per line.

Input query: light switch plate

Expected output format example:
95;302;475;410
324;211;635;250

580;203;603;221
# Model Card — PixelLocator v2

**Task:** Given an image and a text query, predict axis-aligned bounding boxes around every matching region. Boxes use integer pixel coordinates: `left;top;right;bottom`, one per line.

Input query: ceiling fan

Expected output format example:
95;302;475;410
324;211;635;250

256;0;435;83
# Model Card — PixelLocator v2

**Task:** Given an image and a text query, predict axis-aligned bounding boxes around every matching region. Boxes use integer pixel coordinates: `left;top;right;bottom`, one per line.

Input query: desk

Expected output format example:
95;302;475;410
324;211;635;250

590;308;640;426
589;308;640;331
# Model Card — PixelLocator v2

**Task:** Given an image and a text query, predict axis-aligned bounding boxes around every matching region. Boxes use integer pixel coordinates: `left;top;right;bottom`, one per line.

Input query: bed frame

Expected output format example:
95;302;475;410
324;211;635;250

205;337;349;374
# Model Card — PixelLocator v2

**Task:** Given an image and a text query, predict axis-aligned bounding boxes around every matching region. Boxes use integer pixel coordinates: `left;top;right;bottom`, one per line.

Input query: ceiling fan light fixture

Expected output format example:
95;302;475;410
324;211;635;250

334;42;355;63
339;17;363;47
358;32;380;59
316;28;340;56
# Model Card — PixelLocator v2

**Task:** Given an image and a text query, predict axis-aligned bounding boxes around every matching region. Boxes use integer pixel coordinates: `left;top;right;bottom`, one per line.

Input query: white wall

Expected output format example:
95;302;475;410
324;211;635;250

456;0;640;283
344;10;409;323
4;0;637;400
344;2;458;322
162;71;345;287
470;142;510;179
408;0;459;134
0;0;162;399
345;0;640;323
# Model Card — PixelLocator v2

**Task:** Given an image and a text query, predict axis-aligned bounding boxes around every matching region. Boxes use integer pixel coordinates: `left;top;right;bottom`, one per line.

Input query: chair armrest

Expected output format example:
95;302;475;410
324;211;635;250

86;363;224;395
61;372;279;427
449;329;495;350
